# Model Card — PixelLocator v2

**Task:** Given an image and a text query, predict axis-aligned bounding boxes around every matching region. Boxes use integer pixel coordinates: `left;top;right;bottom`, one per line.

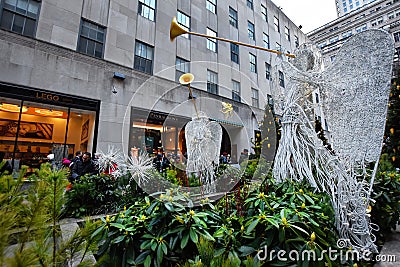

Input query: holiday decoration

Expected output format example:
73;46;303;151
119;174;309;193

272;29;394;252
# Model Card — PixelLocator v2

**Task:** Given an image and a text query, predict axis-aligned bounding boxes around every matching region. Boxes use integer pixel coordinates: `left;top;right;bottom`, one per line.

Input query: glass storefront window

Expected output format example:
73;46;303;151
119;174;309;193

0;97;97;175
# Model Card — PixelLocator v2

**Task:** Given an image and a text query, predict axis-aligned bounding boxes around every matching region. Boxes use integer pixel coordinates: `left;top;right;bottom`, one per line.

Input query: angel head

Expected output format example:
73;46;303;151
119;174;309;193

290;43;322;72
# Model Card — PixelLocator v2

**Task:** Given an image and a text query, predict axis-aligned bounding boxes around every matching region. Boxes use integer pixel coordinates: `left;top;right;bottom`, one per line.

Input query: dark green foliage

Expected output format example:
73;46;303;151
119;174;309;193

370;171;400;247
94;175;353;267
383;71;400;168
63;173;132;217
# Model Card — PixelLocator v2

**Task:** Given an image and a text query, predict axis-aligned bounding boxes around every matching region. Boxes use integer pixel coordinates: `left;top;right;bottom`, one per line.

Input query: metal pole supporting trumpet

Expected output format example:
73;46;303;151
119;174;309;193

179;73;199;118
170;16;295;58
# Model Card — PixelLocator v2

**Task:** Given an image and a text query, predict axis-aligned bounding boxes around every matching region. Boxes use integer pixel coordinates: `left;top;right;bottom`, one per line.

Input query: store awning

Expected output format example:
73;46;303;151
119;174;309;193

210;118;244;127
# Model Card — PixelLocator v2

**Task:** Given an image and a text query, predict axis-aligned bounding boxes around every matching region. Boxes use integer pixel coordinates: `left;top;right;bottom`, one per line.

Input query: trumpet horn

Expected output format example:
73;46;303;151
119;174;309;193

179;73;194;85
169;17;295;58
170;16;189;42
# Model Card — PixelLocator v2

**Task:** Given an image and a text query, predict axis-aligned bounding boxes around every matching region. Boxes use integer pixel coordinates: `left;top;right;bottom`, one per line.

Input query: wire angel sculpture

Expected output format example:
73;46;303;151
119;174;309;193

271;29;394;253
185;111;222;185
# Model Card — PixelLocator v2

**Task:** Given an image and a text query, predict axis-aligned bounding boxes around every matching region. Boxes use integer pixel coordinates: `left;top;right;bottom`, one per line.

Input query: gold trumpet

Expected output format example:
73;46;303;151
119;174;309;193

170;16;295;58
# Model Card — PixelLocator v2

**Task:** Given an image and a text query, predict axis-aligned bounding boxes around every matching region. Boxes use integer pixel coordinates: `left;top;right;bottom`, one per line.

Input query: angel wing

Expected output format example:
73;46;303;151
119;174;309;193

320;29;394;165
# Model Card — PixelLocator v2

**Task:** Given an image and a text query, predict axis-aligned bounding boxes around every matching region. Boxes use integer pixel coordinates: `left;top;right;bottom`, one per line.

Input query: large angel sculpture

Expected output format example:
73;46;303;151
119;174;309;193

271;29;394;253
185;111;222;185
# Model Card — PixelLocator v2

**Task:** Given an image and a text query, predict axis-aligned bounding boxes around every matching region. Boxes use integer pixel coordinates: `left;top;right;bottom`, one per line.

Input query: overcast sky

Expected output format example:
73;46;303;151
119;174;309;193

271;0;338;33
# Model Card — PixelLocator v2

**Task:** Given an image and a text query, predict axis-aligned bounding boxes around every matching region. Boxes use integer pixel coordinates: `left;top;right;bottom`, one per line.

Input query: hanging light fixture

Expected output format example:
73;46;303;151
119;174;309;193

0;103;28;113
35;108;64;117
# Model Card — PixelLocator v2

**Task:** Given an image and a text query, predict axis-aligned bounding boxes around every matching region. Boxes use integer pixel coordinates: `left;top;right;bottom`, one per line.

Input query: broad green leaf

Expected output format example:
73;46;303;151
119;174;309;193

112;235;125;244
144;255;151;267
246;218;259;234
110;223;125;230
189;228;199;243
157;245;163;265
303;194;315;204
181;232;189;249
238;245;256;256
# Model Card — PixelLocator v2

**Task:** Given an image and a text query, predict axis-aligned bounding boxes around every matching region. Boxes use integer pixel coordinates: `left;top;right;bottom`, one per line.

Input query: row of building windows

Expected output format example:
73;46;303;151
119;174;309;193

0;0;299;65
0;0;288;108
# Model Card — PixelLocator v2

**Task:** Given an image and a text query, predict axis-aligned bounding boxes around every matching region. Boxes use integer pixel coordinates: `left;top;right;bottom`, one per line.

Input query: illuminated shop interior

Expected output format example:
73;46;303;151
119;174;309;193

0;97;96;173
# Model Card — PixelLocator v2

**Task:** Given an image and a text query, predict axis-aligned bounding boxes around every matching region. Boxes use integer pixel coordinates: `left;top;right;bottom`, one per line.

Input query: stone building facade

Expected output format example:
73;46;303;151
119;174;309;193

0;0;307;171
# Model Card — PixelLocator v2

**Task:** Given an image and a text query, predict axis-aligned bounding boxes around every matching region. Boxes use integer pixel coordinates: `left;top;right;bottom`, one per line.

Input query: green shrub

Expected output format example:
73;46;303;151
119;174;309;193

371;170;400;247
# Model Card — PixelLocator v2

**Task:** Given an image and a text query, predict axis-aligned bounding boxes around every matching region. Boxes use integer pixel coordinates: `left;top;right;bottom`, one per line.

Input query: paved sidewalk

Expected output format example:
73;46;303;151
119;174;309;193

374;225;400;267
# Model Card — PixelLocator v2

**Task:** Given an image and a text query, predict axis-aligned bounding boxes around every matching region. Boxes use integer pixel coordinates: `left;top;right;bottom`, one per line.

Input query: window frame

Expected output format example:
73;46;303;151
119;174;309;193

284;26;290;41
249;53;257;73
77;19;106;59
0;0;41;37
251;88;259;108
177;10;190;38
248;21;255;40
273;16;280;32
175;57;190;82
263;32;270;49
232;80;241;102
230;43;239;64
207;69;218;95
206;27;217;52
229;7;238;28
134;40;154;75
265;62;271;80
138;0;156;21
206;0;216;14
247;0;253;10
261;4;267;22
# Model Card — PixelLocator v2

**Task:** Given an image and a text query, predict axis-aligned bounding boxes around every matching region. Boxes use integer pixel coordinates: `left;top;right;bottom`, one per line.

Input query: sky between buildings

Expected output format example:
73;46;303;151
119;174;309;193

271;0;338;33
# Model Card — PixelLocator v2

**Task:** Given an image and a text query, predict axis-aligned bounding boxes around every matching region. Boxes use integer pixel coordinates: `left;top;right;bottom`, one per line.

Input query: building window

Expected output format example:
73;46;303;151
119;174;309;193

278;70;285;87
177;11;190;38
315;93;319;103
207;70;218;95
294;35;299;47
329;36;339;43
134;40;153;74
261;4;267;21
276;42;281;52
252;88;259;108
232;80;241;102
265;62;271;80
273;16;280;32
249;53;257;73
356;24;367;33
206;28;217;52
388;12;395;19
284;27;290;41
394;32;400;42
247;0;253;10
263;33;270;49
1;0;41;37
138;0;156;21
342;30;352;38
230;43;239;64
77;20;105;59
175;57;190;82
248;21;255;40
206;0;216;13
229;7;237;28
